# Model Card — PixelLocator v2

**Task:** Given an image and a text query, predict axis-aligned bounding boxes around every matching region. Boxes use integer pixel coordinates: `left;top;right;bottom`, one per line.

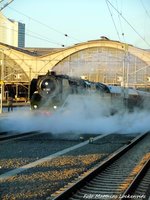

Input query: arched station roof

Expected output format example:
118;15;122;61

0;39;150;81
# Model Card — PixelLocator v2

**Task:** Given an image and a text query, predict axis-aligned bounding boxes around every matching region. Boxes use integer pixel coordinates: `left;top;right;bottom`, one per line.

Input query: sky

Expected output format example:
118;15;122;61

2;0;150;49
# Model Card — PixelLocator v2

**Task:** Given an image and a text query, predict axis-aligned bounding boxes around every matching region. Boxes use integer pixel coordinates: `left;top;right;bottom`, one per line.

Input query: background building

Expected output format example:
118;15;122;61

0;12;25;48
0;39;150;102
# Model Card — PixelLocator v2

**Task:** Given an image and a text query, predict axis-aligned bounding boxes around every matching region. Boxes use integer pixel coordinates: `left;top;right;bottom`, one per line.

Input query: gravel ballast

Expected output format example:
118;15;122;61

0;133;135;200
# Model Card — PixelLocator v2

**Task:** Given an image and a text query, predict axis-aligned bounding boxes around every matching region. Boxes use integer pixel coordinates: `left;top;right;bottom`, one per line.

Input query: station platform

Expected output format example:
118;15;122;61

2;101;30;107
0;102;30;116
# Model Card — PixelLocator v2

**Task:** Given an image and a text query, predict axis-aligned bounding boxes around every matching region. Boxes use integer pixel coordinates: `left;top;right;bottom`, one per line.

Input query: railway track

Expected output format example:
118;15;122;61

51;132;150;200
122;158;150;200
0;133;136;200
0;131;40;142
0;131;84;175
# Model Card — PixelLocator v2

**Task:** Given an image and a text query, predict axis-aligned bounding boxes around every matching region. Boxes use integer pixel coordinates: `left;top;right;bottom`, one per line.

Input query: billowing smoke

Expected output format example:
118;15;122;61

0;93;150;135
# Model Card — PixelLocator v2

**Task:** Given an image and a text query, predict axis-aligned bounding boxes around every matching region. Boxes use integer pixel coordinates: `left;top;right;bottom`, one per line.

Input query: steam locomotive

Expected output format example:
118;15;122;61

30;71;150;113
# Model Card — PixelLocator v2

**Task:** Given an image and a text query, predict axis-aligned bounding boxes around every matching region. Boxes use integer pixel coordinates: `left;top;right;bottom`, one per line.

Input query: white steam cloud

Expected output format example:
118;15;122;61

0;94;150;135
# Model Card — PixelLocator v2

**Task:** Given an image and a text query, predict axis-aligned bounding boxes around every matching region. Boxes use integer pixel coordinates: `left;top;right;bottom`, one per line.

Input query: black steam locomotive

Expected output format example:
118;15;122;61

30;71;110;110
30;71;150;113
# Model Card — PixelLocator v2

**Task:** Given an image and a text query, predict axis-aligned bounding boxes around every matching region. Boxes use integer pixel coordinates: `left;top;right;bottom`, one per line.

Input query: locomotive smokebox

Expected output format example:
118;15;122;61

37;75;60;97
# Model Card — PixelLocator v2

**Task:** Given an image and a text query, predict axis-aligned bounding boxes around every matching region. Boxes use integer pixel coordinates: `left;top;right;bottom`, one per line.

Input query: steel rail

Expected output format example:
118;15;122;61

51;132;148;200
121;158;150;200
0;131;39;142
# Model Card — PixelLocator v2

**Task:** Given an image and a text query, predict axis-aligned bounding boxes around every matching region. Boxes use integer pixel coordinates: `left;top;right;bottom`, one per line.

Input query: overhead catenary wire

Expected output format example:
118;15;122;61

7;6;82;44
140;0;150;20
105;0;121;41
115;0;126;44
106;0;150;48
26;29;65;47
0;24;65;47
0;13;66;47
0;0;13;11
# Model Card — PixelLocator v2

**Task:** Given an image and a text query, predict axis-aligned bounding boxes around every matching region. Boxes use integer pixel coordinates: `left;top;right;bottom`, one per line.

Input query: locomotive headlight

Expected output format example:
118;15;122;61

53;105;57;109
45;82;49;86
33;105;38;109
